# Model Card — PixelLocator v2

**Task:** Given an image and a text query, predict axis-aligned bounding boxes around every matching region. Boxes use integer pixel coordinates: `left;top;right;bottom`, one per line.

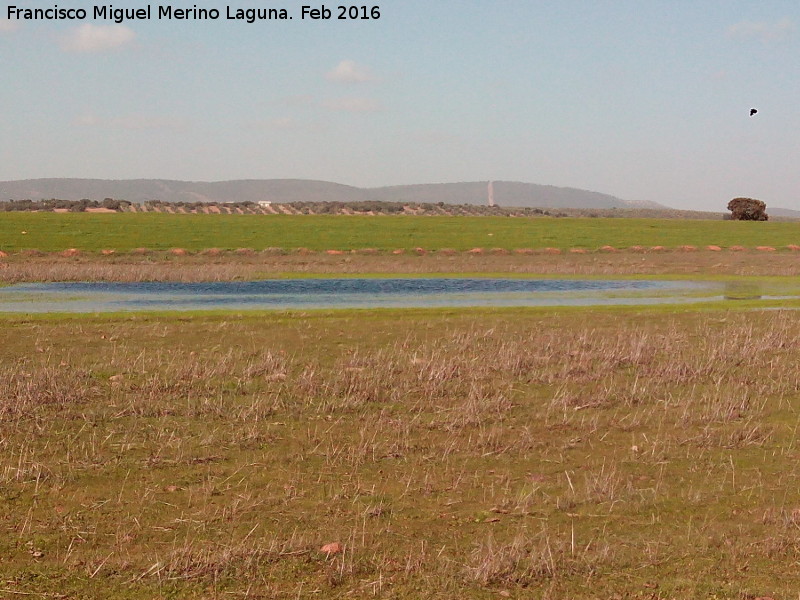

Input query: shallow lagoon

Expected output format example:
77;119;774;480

0;278;719;313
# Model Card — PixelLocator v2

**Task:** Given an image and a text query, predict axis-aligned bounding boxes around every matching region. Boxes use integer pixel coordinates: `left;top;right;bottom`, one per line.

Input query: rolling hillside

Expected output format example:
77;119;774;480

0;178;664;210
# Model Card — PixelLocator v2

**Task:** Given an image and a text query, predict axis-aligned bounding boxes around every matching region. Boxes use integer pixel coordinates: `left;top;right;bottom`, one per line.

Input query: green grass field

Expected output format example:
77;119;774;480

4;212;800;598
2;212;800;252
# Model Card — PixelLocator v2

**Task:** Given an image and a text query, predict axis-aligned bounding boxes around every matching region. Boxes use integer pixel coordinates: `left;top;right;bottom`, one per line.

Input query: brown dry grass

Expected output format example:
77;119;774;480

1;309;800;597
4;250;800;282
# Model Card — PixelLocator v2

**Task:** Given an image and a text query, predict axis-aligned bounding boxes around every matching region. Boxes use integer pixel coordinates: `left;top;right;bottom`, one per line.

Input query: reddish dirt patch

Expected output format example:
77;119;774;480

320;542;343;556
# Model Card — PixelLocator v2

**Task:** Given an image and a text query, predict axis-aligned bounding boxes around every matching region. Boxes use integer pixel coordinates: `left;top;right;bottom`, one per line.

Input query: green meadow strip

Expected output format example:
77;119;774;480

2;212;800;252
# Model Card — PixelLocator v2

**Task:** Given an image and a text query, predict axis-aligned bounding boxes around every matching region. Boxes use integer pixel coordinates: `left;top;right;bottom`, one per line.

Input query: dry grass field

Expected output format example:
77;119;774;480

3;248;800;283
2;307;800;598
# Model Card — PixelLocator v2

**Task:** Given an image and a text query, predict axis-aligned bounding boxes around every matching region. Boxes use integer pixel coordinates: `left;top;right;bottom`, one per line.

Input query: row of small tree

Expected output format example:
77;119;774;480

0;195;775;220
0;198;132;212
142;200;260;210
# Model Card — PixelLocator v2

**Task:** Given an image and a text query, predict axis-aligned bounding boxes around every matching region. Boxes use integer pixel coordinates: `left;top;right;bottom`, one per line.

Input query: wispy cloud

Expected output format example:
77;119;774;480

325;59;375;83
727;18;794;42
273;93;382;116
113;115;188;131
61;24;136;53
267;117;297;129
709;69;728;82
74;113;101;127
74;112;188;131
0;18;21;33
322;96;382;113
245;116;327;133
278;94;316;108
410;130;468;147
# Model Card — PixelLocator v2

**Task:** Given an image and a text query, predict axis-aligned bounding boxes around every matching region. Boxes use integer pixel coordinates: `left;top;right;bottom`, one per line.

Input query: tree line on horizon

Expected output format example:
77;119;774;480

0;198;132;212
0;196;771;220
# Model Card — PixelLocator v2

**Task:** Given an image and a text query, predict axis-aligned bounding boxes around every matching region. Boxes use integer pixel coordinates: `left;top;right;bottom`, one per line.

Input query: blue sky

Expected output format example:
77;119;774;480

1;1;798;210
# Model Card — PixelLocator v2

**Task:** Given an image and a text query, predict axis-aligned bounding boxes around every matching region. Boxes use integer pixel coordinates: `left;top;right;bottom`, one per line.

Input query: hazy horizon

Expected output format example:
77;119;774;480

2;1;799;211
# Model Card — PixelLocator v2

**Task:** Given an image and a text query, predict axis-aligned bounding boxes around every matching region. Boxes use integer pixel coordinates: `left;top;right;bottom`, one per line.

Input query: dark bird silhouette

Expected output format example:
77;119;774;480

750;108;758;116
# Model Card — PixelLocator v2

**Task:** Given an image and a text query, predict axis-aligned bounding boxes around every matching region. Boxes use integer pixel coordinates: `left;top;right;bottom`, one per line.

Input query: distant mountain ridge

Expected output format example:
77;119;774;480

0;178;666;210
767;207;800;218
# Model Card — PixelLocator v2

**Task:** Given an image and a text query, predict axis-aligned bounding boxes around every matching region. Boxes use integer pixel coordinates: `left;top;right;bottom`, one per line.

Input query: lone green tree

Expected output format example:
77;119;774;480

727;197;768;221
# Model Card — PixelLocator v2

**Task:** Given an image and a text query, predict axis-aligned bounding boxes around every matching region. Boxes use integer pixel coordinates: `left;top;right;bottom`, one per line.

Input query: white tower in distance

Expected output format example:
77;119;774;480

488;181;495;207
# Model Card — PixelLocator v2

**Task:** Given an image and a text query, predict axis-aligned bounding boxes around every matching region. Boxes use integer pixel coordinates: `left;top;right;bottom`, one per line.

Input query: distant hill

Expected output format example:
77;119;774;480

0;178;665;210
767;207;800;218
0;179;369;205
368;181;664;210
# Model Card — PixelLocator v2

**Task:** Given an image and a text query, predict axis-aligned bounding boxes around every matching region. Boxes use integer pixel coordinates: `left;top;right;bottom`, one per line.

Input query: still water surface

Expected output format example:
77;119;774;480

0;278;710;313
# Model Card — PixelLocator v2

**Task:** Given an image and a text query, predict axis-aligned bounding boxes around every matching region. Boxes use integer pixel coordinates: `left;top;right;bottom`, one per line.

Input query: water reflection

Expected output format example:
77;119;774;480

723;281;763;300
0;278;713;313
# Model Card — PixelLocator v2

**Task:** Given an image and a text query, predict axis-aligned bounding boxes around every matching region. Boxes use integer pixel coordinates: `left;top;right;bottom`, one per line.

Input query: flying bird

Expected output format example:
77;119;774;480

750;108;758;116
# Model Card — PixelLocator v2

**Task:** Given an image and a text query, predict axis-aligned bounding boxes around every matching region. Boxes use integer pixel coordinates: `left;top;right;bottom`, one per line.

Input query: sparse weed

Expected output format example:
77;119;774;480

2;309;800;597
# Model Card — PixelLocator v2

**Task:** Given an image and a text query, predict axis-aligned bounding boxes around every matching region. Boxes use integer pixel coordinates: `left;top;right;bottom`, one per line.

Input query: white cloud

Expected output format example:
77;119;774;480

0;18;21;33
727;18;794;42
61;24;135;53
325;59;374;83
323;97;382;113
